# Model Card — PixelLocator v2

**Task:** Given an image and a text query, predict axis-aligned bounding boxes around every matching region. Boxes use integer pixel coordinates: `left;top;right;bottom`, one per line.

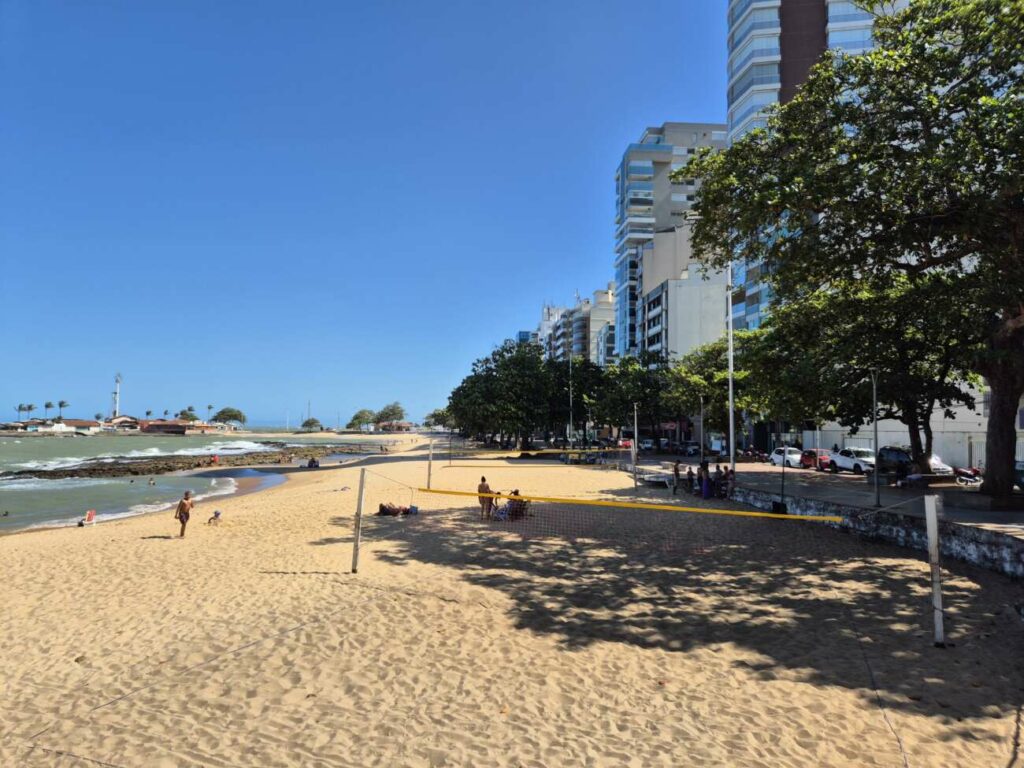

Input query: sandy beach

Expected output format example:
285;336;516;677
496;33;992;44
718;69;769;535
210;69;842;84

1;444;1022;767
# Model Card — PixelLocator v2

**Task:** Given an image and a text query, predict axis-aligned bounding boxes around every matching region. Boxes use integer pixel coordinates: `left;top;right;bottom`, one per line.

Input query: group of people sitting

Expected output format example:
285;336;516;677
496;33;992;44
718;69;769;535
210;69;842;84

306;457;321;468
476;477;530;521
376;502;418;517
675;461;734;500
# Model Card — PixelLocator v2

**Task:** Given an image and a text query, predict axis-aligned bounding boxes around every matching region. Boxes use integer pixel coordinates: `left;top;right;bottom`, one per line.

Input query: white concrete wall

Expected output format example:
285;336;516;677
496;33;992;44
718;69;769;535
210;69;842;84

663;276;728;358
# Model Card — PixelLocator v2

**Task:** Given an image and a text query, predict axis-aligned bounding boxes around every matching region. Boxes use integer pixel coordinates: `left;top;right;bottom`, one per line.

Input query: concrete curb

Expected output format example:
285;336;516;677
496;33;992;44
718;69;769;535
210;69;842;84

733;486;1024;580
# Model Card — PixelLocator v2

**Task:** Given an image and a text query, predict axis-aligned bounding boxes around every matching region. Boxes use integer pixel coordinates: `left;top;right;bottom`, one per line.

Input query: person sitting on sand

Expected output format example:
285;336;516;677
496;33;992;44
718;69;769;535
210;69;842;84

506;489;527;520
207;509;222;526
477;476;493;520
174;490;194;538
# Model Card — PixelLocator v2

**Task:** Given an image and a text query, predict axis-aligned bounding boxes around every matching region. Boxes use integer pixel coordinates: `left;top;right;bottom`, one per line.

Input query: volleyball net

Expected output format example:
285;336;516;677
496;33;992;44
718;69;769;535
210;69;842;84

348;466;843;574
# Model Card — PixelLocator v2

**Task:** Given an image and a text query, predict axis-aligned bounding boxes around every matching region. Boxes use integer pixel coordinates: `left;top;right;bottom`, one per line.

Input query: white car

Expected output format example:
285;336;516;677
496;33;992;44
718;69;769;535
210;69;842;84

829;447;875;474
638;439;655;451
929;455;954;475
769;447;803;467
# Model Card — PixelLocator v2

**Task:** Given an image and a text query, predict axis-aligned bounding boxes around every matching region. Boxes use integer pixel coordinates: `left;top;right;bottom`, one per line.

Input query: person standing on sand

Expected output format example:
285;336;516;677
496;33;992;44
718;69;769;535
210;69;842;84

477;476;493;520
672;460;681;495
174;490;194;538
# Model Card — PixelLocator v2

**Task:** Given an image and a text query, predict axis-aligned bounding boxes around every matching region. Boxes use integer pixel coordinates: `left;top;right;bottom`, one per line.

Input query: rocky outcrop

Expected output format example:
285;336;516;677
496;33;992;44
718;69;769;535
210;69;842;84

0;444;366;480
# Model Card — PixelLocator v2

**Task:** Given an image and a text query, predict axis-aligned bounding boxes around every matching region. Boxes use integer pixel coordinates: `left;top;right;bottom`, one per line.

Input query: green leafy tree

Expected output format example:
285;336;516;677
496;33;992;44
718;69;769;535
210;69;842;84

206;404;214;421
346;409;376;430
684;0;1024;496
744;278;978;464
599;351;670;441
423;407;453;429
301;417;322;431
664;334;762;448
58;400;69;418
44;401;54;419
212;407;247;425
374;402;406;425
544;358;607;440
178;408;199;422
448;341;548;447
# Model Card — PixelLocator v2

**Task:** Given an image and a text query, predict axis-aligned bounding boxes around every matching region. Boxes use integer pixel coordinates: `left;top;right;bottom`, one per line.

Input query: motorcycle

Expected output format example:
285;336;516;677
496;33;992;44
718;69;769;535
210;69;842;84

954;466;983;487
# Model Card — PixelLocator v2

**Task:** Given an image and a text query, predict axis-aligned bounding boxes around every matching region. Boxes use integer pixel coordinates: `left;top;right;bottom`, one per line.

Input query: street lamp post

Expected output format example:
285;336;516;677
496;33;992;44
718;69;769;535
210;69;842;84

632;402;639;492
699;394;705;465
871;369;880;508
727;260;736;474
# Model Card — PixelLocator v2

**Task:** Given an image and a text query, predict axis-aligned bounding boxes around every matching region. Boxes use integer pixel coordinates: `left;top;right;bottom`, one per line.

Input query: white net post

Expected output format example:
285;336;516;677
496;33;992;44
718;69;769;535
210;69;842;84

351;467;367;574
924;495;945;647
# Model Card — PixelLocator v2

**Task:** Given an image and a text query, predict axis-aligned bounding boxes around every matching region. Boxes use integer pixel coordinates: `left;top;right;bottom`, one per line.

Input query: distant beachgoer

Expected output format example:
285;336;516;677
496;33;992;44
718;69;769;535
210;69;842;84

2;510;8;517
672;460;681;495
130;479;135;484
832;443;840;453
174;491;194;538
686;467;695;494
702;469;711;500
148;478;156;486
477;476;493;520
207;509;222;526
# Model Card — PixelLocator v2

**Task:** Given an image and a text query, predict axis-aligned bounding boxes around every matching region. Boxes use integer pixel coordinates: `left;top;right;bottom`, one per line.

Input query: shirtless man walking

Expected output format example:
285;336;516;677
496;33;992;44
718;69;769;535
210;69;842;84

174;490;194;538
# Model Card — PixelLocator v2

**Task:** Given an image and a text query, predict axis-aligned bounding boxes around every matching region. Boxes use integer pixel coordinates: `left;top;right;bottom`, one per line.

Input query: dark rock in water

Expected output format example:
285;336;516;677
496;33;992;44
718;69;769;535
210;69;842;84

0;444;365;481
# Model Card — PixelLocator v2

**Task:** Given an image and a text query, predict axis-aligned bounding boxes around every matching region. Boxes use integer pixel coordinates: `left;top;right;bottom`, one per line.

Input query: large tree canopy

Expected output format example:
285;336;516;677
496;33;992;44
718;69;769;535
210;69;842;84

374;402;406;424
684;0;1024;496
346;409;376;430
211;407;247;425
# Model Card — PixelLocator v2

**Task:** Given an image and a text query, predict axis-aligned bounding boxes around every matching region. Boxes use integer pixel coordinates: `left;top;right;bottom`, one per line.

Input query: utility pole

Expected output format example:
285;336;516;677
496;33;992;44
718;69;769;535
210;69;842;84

726;262;736;474
111;373;122;419
632;402;639;492
871;369;881;507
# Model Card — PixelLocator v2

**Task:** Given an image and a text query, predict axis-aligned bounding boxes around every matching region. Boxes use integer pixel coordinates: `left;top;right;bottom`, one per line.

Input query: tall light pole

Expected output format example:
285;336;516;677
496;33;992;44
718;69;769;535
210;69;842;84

632;401;639;491
871;369;880;507
699;393;705;465
726;262;736;474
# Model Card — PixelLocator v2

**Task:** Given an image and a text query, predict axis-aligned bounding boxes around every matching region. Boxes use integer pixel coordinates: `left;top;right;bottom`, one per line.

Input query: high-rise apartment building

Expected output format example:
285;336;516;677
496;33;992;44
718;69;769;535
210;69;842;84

613;122;727;358
545;285;616;364
727;0;908;328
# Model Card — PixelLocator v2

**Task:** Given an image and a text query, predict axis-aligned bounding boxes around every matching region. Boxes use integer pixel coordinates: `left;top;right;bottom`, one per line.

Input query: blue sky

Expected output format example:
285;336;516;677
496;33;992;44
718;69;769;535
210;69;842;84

0;1;727;425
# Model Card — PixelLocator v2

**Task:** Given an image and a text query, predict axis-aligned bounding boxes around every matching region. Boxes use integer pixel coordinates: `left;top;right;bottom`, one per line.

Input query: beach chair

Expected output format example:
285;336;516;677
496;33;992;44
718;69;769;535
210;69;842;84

83;509;97;526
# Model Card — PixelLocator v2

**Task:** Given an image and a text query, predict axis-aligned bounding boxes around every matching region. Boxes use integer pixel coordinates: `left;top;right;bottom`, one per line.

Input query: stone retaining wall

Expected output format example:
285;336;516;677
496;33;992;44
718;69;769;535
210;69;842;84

733;486;1024;580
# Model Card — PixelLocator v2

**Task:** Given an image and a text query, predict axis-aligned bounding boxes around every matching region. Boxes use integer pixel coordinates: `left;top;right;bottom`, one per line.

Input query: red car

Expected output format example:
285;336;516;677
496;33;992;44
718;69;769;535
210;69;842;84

800;448;830;471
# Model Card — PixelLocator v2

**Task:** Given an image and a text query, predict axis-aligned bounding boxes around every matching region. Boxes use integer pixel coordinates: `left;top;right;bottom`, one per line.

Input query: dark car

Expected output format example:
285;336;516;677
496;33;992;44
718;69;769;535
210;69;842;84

875;446;913;474
800;448;830;471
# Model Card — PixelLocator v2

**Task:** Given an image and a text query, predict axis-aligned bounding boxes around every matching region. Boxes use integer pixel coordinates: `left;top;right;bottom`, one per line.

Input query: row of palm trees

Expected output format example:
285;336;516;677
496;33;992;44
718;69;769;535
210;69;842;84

13;401;70;421
12;403;216;422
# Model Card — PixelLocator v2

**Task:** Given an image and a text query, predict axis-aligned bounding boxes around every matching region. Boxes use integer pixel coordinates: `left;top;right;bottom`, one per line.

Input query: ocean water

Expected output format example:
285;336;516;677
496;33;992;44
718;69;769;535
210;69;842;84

0;433;377;532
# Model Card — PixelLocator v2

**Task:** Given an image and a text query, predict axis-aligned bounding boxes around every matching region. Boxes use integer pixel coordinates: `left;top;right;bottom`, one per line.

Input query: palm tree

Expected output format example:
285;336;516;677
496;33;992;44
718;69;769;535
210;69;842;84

94;412;103;421
25;403;36;420
207;404;213;421
163;409;169;418
44;401;54;419
15;404;24;421
58;400;69;418
145;409;153;418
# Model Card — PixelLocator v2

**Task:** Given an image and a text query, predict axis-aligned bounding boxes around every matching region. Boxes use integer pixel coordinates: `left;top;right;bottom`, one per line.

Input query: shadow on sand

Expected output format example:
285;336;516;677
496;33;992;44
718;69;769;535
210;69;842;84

313;502;1024;726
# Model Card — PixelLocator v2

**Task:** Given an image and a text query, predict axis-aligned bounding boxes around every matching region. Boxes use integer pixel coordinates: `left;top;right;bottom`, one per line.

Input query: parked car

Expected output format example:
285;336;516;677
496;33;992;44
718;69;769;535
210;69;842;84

876;446;954;475
769;447;803;467
638;439;655;451
800;448;830;471
830;447;875;474
682;441;701;456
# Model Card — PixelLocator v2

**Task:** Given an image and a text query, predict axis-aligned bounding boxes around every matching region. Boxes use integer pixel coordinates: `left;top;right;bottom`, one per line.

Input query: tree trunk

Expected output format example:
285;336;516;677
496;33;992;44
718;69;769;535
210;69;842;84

903;403;926;468
980;370;1024;497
